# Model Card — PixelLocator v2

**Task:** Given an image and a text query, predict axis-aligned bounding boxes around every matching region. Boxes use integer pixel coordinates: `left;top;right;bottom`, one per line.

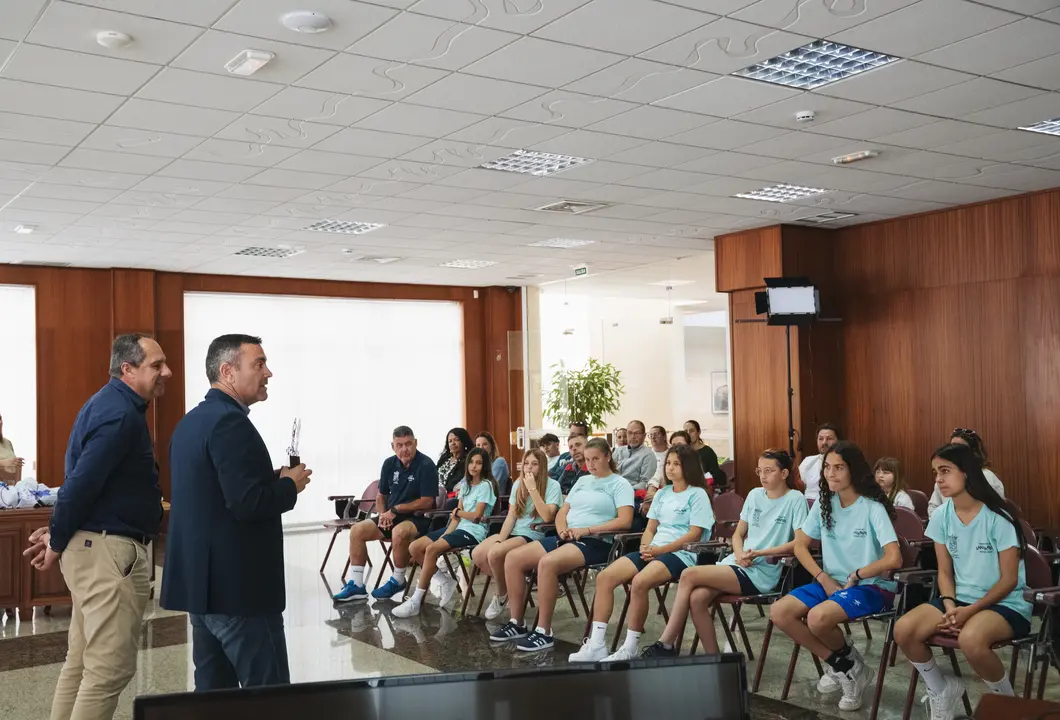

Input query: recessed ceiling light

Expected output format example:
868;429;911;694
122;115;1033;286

341;251;402;264
798;210;858;224
481;149;593;177
14;224;36;234
440;259;497;269
648;279;695;287
735;183;830;203
305;219;385;235
535;199;610;214
734;40;899;90
225;49;275;76
234;246;304;259
528;238;595;249
1018;118;1060;136
281;11;332;33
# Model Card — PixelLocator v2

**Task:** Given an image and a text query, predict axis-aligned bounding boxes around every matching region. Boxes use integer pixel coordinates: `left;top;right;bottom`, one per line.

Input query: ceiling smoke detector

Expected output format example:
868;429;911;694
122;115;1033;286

535;199;609;214
281;11;333;34
234;246;304;259
96;31;134;50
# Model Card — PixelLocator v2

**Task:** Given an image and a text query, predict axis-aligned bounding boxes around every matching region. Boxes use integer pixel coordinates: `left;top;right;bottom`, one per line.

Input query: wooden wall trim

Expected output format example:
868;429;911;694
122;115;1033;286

1;265;523;501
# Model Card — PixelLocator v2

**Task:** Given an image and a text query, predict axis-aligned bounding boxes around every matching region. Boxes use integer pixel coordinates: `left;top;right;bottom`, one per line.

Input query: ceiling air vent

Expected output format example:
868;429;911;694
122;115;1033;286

535;199;610;215
305;219;385;234
234;246;304;259
341;251;401;264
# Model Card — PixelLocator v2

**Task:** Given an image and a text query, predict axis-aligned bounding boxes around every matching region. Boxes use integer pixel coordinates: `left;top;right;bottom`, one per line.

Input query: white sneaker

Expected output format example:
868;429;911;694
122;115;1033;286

435;573;458;608
925;676;965;720
484;595;509;620
392;597;422;619
602;647;638;662
837;657;873;711
568;639;609;663
817;668;842;693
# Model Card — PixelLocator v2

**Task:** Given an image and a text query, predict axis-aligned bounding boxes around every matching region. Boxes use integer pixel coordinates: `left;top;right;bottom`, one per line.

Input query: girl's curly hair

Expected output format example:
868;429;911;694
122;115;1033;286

820;441;895;531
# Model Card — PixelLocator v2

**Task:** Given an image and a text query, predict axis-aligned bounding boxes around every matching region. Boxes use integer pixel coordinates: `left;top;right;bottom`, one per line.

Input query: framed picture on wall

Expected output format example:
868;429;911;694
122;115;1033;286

711;371;729;415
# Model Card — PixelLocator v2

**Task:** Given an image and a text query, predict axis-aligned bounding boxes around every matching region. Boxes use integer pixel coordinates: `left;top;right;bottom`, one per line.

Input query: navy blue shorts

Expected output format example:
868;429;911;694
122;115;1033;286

788;582;894;619
623;550;688;581
539;535;612;566
375;514;431;539
731;566;761;596
426;528;478;548
929;598;1031;639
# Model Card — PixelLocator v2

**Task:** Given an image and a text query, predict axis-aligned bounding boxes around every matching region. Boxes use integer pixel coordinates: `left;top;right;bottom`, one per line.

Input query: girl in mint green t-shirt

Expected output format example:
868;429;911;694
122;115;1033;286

393;448;497;618
894;443;1030;718
640;448;806;659
472;448;562;621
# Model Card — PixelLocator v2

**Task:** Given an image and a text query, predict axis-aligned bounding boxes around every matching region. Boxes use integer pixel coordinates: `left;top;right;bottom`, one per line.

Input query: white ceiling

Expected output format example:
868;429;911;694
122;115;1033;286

1;0;1060;287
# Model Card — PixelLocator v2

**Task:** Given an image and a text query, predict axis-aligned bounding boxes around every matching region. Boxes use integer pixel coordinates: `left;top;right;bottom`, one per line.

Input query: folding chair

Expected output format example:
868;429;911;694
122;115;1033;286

322;480;379;576
371;486;449;590
896;546;1059;720
908;489;929;523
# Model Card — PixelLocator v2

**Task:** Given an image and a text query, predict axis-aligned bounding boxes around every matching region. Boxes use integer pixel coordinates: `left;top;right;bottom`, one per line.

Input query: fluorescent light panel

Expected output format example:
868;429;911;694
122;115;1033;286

735;40;899;90
735;183;830;203
306;219;385;234
799;211;857;224
481;149;592;177
1019;118;1060;136
529;238;595;248
440;259;497;269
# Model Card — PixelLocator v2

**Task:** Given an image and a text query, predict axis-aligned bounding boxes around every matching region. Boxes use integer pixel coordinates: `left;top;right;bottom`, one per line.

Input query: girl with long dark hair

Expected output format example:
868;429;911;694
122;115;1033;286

928;428;1003;515
476;431;510;494
437;428;473;493
570;444;714;662
473;448;563;620
640;448;808;658
770;441;902;712
894;443;1029;719
393;448;498;617
490;438;633;652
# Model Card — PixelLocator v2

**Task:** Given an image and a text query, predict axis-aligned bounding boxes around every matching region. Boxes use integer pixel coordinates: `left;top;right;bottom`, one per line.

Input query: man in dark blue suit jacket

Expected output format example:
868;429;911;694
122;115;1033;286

162;334;312;691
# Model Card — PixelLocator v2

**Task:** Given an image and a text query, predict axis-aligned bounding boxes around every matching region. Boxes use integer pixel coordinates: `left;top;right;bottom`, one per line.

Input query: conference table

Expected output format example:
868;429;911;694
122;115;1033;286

0;502;170;621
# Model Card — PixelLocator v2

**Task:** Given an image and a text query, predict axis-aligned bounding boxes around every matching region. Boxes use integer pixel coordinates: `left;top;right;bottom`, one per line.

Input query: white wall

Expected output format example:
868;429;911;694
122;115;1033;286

183;292;465;526
0;284;37;477
539;293;731;457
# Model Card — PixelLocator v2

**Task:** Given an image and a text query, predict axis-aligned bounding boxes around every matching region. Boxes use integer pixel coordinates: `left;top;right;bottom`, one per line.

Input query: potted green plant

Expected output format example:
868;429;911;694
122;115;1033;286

543;358;624;431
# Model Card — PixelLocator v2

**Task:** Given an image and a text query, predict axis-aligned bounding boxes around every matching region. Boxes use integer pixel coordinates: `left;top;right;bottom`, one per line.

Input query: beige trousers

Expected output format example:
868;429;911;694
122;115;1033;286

51;531;151;720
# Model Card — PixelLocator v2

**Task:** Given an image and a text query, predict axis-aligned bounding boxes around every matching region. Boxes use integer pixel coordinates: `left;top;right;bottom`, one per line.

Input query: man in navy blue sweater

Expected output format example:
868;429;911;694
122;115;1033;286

162;334;311;691
24;333;170;720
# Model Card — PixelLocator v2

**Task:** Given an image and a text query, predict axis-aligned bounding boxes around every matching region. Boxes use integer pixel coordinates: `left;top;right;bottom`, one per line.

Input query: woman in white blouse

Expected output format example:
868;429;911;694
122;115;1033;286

927;428;1003;516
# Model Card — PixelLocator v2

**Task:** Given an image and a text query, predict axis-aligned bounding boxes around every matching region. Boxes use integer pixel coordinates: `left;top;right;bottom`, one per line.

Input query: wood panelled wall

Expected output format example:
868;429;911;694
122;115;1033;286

0;265;523;500
716;187;1060;527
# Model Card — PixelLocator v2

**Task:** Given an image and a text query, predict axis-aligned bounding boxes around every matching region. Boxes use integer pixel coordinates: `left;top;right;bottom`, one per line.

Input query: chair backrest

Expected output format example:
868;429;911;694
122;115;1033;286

357;480;380;513
1006;499;1025;521
1024;545;1051;591
908;489;929;521
712;492;744;523
894;507;927;541
896;536;919;568
1019;519;1037;547
435;485;449;510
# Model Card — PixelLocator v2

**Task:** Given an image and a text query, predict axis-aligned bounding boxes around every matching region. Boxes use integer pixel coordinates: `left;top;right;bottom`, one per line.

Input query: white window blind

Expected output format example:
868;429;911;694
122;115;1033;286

183;292;465;526
0;284;37;479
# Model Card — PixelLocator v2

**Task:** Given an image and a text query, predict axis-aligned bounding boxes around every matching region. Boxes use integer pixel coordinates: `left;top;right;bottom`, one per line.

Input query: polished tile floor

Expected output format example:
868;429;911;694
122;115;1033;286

2;528;1056;720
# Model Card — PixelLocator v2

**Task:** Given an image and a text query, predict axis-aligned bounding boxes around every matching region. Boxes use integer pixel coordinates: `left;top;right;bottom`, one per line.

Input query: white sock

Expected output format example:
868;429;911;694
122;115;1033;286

511;615;525;627
391;567;406;584
589;621;608;646
350;566;365;586
984;674;1013;696
622;629;642;653
912;658;947;695
536;625;551;637
409;588;426;605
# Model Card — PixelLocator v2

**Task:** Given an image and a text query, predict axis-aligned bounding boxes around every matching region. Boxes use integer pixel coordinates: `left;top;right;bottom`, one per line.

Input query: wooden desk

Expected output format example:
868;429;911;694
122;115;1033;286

0;502;171;620
0;507;69;620
975;693;1060;718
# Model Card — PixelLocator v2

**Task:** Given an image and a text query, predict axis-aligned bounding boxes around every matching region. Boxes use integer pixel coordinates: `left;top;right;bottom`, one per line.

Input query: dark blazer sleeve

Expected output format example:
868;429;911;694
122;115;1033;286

209;413;297;522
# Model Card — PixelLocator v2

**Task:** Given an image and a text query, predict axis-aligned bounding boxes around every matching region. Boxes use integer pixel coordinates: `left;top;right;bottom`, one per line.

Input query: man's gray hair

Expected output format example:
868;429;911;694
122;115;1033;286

206;334;262;383
393;425;415;439
109;333;150;378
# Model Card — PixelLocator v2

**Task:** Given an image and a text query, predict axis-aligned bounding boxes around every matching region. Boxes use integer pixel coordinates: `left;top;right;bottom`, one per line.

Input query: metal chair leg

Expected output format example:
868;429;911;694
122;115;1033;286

461;565;479;616
474;573;492;616
751;620;774;693
870;637;892;720
781;644;801;700
611;584;631;653
902;667;919;720
715;603;739;654
341;557;351;583
321;528;340;573
945;648;973;717
862;618;873;640
733;605;755;660
654;584;671;622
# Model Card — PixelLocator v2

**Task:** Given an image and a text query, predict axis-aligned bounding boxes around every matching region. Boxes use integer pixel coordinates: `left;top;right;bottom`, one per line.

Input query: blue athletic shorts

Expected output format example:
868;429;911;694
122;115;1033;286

788;582;894;619
623;550;688;580
929;598;1031;639
539;535;612;566
426;528;478;548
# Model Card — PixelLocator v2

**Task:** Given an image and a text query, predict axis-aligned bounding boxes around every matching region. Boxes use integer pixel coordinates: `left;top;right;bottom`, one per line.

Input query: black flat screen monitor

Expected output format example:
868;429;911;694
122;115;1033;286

135;654;748;720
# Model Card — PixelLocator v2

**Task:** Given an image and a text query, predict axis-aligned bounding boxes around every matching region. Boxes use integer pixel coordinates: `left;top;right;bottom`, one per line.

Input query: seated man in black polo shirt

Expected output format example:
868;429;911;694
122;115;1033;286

333;426;439;603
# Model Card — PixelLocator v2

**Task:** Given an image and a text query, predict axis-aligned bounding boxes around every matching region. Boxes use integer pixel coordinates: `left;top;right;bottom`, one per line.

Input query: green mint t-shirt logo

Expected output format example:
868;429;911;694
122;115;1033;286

751;508;762;525
947;535;959;557
852;528;868;539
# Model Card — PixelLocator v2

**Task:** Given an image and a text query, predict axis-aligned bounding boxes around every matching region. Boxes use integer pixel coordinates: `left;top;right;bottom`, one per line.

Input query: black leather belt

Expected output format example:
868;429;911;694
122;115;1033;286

110;531;152;545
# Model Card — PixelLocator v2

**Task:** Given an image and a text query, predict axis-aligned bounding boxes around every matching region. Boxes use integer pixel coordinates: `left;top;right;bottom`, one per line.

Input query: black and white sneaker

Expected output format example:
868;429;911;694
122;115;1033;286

640;641;677;658
515;629;555;652
489;621;529;643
